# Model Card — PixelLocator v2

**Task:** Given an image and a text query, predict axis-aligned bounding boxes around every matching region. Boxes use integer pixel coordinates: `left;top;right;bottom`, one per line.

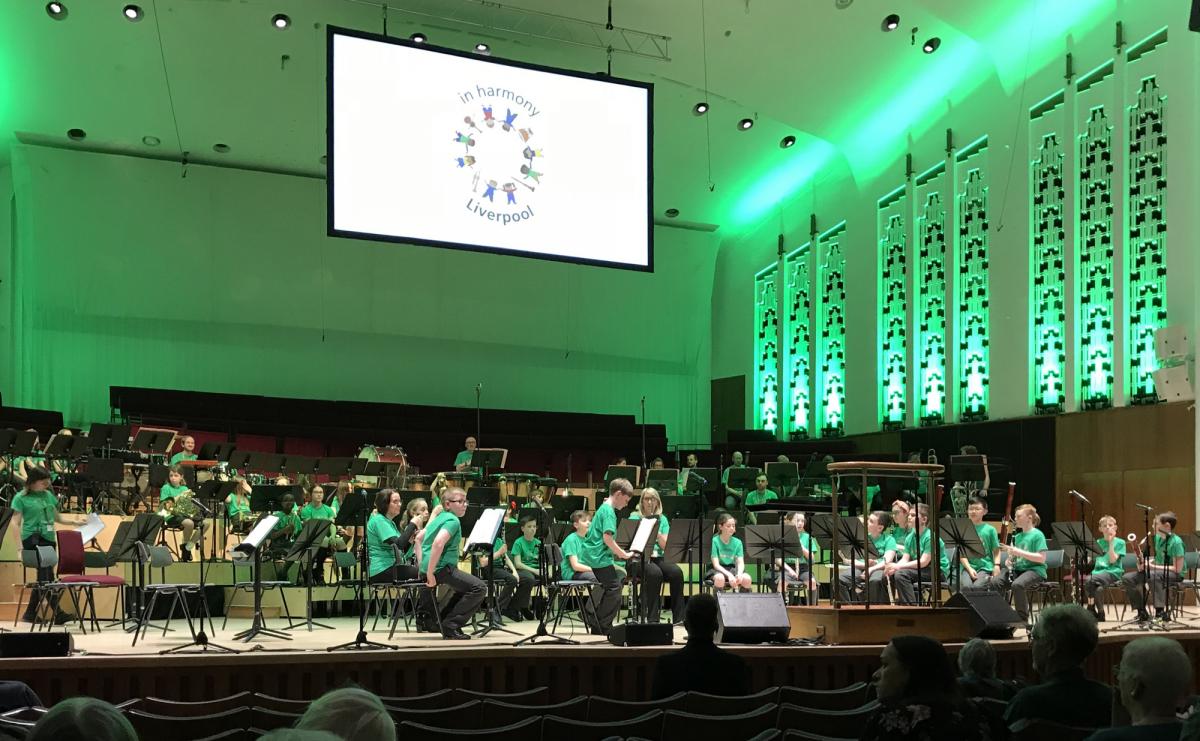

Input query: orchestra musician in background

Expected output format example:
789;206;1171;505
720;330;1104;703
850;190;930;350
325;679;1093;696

958;495;1001;593
996;504;1047;625
224;477;253;557
1083;515;1125;622
169;435;198;466
722;451;748;510
10;466;87;624
299;484;338;585
837;511;896;604
1123;511;1185;623
678;452;699;494
454;436;478;472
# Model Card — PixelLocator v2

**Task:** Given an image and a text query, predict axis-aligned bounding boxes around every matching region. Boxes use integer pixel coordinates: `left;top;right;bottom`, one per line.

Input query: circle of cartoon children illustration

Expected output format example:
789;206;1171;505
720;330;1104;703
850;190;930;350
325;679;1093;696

455;105;543;206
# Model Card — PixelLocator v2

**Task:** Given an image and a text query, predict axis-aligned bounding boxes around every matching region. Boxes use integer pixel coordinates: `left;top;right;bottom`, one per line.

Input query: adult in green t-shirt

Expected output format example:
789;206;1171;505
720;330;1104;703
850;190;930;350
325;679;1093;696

836;511;897;604
509;515;542;620
743;473;778;525
453;436;478;472
1123;511;1187;622
10;466;86;623
580;478;635;634
996;504;1047;623
366;489;410;582
887;503;951;605
1084;514;1126;621
169;434;198;466
721;451;749;510
959;495;1001;593
420;487;486;639
629;488;684;623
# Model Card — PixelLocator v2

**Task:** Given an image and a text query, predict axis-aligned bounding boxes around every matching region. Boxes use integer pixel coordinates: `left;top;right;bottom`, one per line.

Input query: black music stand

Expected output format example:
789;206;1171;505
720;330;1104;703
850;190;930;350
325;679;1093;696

467;487;500;507
248;486;293;578
198;442;236;461
227;451;253;473
398;490;428;512
0;429;37;503
550;495;588;521
196;480;236;562
604;465;640;488
661;495;702;521
644;469;679;495
470;448;507;481
664;518;704;597
247;453;284;478
161;501;239;655
285;518;335;632
467;508;519;638
281;455;316;479
832;516;875;608
1051;521;1101;608
132;429;174;459
745;523;792;593
766;462;800;497
231;514;292;643
315;457;352;478
940;517;987;596
111;513;164;633
327;489;397;651
809;513;843;606
88;423;131;452
726;467;761;511
83;457;129;515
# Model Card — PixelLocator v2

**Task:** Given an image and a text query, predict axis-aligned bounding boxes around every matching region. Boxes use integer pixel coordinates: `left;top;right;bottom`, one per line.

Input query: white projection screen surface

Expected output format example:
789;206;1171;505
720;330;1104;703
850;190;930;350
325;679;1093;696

328;28;653;271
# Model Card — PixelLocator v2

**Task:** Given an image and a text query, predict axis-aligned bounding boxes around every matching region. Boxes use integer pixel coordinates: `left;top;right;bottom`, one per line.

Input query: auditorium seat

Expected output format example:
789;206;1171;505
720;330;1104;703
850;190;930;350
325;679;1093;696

782;730;856;741
586;692;686;721
0;707;45;722
398;715;540;741
774;701;879;738
481;696;588;726
127;707;250;740
133;692;253;716
194;730;260;741
778;682;873;711
386;700;484;729
1009;717;1099;741
249;706;299;731
683;687;779;714
661;704;777;741
455;685;549;705
249;693;312;713
543;709;663;741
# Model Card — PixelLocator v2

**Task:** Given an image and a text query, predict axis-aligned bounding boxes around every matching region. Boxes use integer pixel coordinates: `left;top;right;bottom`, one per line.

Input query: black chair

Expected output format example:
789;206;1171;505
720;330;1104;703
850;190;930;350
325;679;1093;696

747;731;781;741
662;704;777;741
481;696;588;726
194;730;260;741
1029;549;1065;621
587;692;687;721
972;696;1008;724
544;541;596;632
249;707;298;731
454;686;548;705
1010;717;1100;741
249;693;310;714
398;715;540;741
132;545;209;646
684;687;779;714
543;709;663;741
774;701;880;739
386;700;483;729
782;730;855;741
378;688;458;708
0;708;45;723
132;693;253;716
778;682;873;711
127;707;251;740
0;716;32;738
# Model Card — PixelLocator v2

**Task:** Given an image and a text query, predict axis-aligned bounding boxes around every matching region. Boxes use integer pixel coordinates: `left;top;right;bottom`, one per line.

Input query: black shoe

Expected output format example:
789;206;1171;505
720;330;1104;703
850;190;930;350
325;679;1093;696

521;608;535;621
1155;609;1167;621
589;627;607;636
1137;610;1151;623
180;547;192;563
442;629;470;640
54;611;74;626
1095;606;1106;622
502;610;523;622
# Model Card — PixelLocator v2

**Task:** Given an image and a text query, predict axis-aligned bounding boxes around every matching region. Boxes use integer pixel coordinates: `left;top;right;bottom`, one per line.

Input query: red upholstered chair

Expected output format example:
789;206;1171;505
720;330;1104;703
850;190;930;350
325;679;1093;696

57;529;126;628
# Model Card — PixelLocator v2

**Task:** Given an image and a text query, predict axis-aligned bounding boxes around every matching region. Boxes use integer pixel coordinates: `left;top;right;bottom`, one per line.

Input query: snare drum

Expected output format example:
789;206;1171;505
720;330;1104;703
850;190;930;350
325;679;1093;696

358;444;408;486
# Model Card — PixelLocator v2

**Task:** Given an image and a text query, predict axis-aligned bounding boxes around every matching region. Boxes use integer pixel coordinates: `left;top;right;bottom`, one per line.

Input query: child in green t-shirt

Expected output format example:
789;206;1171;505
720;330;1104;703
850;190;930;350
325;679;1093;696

708;512;752;592
509;515;541;620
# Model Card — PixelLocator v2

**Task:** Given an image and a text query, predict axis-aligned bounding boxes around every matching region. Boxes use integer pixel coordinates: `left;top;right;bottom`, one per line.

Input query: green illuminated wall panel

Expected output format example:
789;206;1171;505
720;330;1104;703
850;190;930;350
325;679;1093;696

956;142;990;422
754;267;780;432
784;247;812;439
1126;76;1167;404
1030;130;1067;413
915;168;948;426
878;188;907;430
1078;104;1115;409
817;224;847;438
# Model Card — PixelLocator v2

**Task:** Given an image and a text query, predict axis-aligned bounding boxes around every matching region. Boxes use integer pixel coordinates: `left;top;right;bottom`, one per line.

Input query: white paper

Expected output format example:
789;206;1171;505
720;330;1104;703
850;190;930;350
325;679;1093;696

76;512;105;545
630;516;659;554
466;508;507;548
236;515;280;555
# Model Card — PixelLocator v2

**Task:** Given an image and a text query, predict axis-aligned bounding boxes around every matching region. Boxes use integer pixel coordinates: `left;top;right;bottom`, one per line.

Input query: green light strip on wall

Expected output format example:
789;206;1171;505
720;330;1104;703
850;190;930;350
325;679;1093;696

1031;132;1067;414
956;140;990;422
784;246;812;439
878;186;907;430
817;223;847;438
1127;75;1167;404
1079;105;1115;409
916;181;948;426
754;266;780;432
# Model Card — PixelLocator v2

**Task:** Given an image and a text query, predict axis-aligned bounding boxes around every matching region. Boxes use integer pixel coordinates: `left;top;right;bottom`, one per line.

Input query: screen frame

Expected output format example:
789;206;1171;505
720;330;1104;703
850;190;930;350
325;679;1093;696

326;25;655;273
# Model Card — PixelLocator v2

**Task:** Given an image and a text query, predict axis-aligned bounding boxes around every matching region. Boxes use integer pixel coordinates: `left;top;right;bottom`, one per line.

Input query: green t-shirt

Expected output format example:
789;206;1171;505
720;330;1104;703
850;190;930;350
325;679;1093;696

169;452;197;466
511;536;541;571
1155;533;1185;565
583;502;618;568
892;526;911;551
366;511;401;578
870;533;897;564
711;534;744;567
721;465;748;486
492;536;506;559
226;494;251;519
561;532;585;578
300;502;335;522
160;482;190;502
790;530;819;568
271;509;301;538
421;511;463;573
1092;537;1127;577
904;528;951;574
629;512;669;557
453;450;473;467
12;490;57;539
744;489;779;507
966;522;1000;573
1012;528;1048;578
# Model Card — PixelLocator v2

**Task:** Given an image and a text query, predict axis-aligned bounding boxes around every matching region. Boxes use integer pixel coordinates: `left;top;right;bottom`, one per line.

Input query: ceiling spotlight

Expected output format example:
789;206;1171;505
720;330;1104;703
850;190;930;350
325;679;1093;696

693;102;709;116
67;128;86;141
474;42;490;54
213;143;230;154
142;135;161;146
123;4;143;21
780;135;796;149
46;2;67;19
882;14;900;31
271;13;290;30
923;37;940;53
665;208;680;218
410;32;427;43
737;118;754;131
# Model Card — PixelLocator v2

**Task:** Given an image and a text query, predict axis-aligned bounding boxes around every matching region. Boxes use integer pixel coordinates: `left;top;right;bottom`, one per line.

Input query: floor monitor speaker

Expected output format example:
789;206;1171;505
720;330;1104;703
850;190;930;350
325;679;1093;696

716;592;790;644
608;622;673;646
945;591;1024;638
0;631;73;657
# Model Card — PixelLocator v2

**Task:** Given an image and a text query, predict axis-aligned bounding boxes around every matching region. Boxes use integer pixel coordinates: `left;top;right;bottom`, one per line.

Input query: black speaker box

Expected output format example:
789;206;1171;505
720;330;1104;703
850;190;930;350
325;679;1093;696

608;622;673;646
716;592;790;644
0;632;73;657
946;591;1024;638
124;584;226;620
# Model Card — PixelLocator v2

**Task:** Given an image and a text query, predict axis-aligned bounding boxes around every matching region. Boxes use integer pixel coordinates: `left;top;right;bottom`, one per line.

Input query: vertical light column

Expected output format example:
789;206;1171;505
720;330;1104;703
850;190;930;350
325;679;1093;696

914;164;948;426
784;245;813;439
956;137;990;421
1030;90;1068;414
878;187;907;430
753;265;780;432
817;223;847;438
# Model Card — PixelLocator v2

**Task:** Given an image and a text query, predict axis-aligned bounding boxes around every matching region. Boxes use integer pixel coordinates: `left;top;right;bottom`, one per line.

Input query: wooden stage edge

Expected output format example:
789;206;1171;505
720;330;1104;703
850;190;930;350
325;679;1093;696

2;616;1199;705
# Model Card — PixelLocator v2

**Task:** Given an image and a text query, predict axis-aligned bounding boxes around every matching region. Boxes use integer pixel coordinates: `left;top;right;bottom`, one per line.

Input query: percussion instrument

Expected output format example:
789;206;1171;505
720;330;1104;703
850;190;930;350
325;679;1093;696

406;474;431;491
177;459;219;468
357;445;408;486
441;470;481;492
490;472;540;501
538;477;559;496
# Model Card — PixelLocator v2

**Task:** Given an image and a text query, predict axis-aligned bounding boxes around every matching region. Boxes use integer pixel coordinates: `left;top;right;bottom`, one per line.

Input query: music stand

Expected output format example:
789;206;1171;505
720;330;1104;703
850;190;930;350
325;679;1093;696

285;518;335;632
808;513;844;606
398;490;429;511
0;429;37;502
604;465;640;488
660;495;702;521
111;513;164;632
663;518;704;597
623;516;660;623
832;516;876;608
644;469;679;495
550;495;587;522
315;457;352;478
467;508;518;637
198;442;236;461
196;480;237;563
88;423;131;451
766;462;800;497
230;515;291;643
745;523;794;593
132;429;174;458
726;467;761;510
281;455;316;478
227;451;253;472
467;487;500;507
247;453;284;477
470;448;508;479
1051;521;1102;608
939;517;986;597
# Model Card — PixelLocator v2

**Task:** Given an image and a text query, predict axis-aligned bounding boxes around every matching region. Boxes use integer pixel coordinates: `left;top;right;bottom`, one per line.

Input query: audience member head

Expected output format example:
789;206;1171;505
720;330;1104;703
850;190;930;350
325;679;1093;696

260;731;341;741
683;592;719;643
873;635;957;705
1029;604;1098;677
296;687;396;741
28;697;137;741
957;638;997;679
1117;637;1193;723
24;465;52;492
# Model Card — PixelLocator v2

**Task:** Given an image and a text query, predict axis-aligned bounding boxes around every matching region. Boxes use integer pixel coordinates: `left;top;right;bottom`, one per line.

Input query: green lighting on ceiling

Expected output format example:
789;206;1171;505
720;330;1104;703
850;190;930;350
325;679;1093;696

728;138;835;229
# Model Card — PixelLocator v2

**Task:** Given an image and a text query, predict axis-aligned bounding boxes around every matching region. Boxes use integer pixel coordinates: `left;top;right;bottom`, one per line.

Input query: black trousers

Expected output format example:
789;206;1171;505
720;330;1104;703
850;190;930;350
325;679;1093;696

490;565;519;612
627;558;663;622
584;564;623;633
514;569;539;611
653;557;685;622
21;534;60;621
424;565;486;632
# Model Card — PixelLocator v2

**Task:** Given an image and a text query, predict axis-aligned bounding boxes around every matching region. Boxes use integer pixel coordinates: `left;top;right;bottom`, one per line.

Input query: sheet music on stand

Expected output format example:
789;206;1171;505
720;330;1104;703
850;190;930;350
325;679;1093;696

466;508;507;549
77;512;106;545
630;516;659;554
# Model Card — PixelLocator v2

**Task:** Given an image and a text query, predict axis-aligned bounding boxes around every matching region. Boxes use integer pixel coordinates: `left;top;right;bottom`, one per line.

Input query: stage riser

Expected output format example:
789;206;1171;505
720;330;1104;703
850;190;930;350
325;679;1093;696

787;606;974;645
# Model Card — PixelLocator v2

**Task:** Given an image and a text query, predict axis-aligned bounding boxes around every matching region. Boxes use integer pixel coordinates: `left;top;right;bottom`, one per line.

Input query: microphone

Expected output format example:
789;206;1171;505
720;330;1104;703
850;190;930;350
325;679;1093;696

1134;503;1154;511
1068;489;1090;505
688;470;708;485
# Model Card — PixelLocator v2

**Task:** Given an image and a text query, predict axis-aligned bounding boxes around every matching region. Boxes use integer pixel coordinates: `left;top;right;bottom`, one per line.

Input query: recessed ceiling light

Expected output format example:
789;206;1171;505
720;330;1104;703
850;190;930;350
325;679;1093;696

881;14;900;32
474;42;490;54
693;102;709;116
67;128;86;141
142;135;161;146
665;208;680;218
780;135;796;149
213;143;230;154
410;32;427;43
271;13;290;30
46;2;67;20
923;37;941;54
123;4;143;21
737;118;754;131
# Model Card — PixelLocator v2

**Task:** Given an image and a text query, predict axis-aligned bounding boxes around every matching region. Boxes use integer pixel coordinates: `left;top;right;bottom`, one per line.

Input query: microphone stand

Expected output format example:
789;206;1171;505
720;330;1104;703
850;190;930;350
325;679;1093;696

640;396;647;473
475;383;482;444
1068;490;1089;606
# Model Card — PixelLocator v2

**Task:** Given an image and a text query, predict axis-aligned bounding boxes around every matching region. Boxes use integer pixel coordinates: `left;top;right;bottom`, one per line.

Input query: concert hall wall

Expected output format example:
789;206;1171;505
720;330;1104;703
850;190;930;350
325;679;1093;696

0;144;718;444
